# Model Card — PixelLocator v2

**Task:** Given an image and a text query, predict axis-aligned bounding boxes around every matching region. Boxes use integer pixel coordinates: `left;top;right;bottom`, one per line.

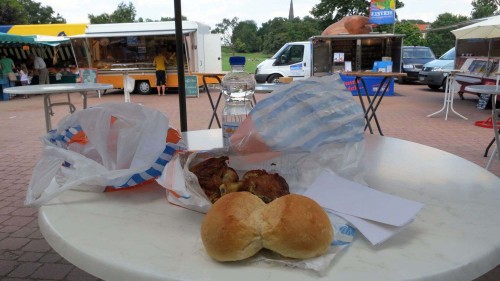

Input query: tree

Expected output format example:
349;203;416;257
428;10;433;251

88;1;136;23
394;21;426;46
232;20;261;53
0;0;65;24
311;0;405;30
426;13;468;56
470;0;498;19
19;0;65;23
0;0;27;24
259;17;321;54
213;17;239;53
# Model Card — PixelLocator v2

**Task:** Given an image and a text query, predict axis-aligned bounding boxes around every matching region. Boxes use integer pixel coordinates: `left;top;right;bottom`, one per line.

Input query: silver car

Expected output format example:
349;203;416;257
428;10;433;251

418;47;455;90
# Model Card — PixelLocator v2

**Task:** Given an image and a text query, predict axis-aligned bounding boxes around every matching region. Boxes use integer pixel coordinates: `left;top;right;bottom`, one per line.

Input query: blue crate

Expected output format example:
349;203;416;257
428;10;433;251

340;74;394;96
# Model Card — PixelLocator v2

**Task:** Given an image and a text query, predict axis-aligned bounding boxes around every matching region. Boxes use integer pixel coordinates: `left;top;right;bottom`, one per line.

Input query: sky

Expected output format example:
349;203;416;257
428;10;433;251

37;0;474;29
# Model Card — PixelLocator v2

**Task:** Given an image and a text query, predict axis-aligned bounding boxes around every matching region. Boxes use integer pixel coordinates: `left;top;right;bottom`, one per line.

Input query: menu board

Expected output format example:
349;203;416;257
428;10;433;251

185;75;199;98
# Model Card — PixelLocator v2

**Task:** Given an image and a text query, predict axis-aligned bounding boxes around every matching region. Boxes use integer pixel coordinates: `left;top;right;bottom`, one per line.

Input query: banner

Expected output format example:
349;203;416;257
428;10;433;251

369;0;396;25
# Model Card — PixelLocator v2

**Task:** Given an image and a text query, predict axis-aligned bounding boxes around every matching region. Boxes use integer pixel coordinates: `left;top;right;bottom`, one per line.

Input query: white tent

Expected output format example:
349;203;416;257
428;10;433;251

452;15;500;39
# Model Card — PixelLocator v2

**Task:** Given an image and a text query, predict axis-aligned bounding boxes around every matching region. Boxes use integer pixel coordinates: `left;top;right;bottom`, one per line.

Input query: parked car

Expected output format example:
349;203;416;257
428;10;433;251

399;46;436;84
418;47;456;90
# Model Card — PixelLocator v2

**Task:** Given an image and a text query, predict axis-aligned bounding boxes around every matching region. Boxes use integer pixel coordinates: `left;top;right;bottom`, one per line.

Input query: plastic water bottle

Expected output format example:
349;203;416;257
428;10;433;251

221;56;256;147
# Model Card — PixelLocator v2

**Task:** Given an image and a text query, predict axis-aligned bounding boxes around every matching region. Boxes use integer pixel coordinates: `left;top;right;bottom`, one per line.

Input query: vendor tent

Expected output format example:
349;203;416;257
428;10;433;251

451;15;500;39
0;33;73;63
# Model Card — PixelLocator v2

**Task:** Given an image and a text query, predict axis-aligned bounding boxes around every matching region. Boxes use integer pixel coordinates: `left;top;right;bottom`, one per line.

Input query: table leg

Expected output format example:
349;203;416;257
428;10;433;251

81;92;88;109
354;77;374;134
491;96;500;168
355;76;387;135
365;76;391;136
202;75;222;129
427;73;467;120
43;94;52;132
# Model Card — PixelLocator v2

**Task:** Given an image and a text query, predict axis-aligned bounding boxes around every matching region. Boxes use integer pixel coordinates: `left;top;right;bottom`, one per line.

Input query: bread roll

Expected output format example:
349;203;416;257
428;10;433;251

200;192;265;261
256;194;333;259
201;192;333;261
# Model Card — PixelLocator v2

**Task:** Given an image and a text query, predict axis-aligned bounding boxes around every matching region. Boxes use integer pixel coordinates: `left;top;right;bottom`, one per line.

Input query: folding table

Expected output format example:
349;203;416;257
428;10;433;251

343;71;407;135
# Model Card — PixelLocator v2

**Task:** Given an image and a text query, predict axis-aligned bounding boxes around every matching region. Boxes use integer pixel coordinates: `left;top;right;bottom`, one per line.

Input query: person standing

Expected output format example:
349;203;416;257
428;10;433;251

153;50;168;96
0;54;16;87
19;64;30;98
30;54;49;84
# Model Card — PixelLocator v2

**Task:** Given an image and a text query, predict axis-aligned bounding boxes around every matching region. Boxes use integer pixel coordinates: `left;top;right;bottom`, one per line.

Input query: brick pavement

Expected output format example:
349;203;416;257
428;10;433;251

0;82;499;280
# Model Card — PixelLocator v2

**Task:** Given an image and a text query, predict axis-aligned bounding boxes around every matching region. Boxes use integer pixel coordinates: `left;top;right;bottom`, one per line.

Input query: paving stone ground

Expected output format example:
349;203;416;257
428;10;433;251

0;81;499;280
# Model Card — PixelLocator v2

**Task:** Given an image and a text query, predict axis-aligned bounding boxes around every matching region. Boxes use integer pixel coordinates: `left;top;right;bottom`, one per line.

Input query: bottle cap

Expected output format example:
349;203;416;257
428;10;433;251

229;56;246;66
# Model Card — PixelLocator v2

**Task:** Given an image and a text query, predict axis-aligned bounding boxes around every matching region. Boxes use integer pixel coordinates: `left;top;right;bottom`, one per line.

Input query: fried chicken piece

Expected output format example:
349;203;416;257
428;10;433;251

239;170;290;203
189;156;239;203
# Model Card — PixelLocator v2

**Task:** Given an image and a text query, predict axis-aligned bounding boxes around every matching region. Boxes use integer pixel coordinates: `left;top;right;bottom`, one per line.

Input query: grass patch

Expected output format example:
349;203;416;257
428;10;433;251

221;47;272;73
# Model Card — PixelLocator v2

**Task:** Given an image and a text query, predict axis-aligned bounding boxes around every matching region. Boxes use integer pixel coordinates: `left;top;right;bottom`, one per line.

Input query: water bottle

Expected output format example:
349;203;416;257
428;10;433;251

221;56;256;147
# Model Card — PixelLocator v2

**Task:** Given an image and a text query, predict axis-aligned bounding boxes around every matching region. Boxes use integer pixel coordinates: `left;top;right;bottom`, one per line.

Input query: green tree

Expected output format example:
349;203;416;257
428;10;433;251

232;20;261;53
311;0;404;30
426;13;468;56
0;0;27;24
259;17;321;54
394;21;426;46
213;17;239;54
0;0;65;24
88;1;136;23
19;0;65;23
471;0;498;19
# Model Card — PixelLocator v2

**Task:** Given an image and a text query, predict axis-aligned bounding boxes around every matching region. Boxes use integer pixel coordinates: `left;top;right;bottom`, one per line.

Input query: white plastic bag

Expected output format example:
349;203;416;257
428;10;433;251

26;102;185;207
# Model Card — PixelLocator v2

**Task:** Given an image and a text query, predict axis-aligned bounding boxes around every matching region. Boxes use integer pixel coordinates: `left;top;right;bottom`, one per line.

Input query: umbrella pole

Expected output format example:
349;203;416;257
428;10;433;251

174;0;188;132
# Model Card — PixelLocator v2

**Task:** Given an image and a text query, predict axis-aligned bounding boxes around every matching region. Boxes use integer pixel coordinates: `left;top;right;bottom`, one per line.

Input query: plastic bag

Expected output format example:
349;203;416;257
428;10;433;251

230;74;365;156
158;74;366;212
26;102;186;207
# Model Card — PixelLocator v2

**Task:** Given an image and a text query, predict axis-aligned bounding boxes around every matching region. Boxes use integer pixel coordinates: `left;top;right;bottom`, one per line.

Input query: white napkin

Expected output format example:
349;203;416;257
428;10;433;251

303;170;424;245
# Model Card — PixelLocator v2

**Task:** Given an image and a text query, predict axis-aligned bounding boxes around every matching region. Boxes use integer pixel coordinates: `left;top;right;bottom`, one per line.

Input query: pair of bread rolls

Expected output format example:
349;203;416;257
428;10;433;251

201;192;333;261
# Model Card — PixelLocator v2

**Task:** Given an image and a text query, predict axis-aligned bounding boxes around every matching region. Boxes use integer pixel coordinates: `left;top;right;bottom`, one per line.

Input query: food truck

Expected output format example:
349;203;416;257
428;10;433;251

255;33;404;94
70;21;222;94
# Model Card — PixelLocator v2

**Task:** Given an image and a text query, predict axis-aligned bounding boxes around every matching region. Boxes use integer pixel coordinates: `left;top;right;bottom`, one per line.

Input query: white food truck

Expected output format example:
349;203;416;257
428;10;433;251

255;33;404;84
70;21;222;94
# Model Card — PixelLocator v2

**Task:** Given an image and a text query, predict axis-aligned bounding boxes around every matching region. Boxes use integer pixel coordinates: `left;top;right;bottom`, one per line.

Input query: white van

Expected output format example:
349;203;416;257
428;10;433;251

255;41;312;84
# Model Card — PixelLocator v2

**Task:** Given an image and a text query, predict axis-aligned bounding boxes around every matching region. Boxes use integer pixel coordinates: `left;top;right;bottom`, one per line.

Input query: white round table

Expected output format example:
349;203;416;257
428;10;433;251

38;130;500;281
3;83;113;131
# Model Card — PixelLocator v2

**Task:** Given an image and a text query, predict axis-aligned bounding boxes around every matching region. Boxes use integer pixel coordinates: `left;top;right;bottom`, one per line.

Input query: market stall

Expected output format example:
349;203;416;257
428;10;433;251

451;15;500;107
0;33;78;90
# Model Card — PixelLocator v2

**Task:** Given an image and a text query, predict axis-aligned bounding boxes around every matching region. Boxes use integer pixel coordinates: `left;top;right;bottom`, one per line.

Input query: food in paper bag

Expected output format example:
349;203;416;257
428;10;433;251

201;192;333;261
189;156;289;203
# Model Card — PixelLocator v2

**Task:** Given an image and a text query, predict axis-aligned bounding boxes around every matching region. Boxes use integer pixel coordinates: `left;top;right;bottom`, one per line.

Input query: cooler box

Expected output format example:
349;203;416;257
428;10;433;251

340;74;394;96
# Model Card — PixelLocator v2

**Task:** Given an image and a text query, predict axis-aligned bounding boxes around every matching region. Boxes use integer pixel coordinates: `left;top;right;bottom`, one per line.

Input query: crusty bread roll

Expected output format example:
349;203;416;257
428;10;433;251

254;194;333;259
201;192;333;261
200;192;265;261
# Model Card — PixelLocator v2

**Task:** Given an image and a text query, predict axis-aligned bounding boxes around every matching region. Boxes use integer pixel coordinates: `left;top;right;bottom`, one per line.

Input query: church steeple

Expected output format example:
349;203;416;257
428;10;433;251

288;0;294;20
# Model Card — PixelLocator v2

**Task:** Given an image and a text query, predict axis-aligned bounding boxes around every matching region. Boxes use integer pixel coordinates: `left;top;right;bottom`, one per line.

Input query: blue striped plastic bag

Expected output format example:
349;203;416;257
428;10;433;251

230;74;365;155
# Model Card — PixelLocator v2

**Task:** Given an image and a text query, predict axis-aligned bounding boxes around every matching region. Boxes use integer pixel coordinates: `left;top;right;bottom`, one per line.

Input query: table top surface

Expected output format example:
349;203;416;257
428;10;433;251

38;130;500;281
342;71;407;77
3;83;114;94
465;84;500;95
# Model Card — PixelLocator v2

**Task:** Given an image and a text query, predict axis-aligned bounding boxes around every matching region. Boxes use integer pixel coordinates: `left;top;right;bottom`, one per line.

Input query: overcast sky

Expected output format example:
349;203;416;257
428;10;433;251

37;0;474;29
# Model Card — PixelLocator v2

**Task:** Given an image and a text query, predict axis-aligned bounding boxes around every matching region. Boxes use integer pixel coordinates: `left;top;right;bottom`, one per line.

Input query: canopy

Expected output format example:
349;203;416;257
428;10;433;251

452;15;500;39
0;33;69;47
